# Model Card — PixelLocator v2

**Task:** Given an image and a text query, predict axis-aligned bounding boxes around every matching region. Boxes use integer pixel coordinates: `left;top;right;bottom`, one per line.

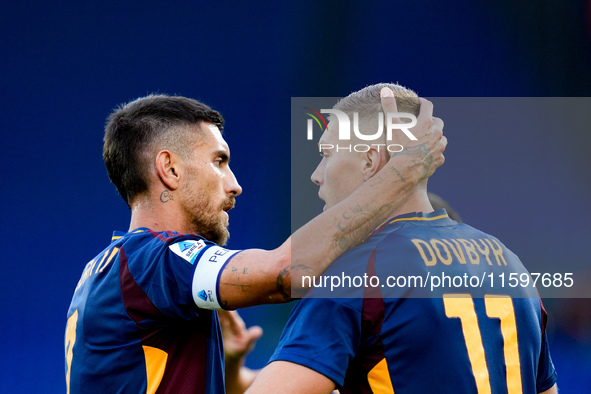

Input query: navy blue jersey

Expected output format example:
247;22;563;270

65;228;241;394
271;210;557;393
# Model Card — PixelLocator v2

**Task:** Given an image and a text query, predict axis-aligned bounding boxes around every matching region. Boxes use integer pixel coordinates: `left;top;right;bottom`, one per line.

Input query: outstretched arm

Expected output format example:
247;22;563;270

219;89;446;309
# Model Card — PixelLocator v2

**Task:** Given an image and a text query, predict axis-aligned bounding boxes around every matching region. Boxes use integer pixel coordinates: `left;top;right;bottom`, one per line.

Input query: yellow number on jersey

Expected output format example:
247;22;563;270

65;310;78;394
443;294;522;394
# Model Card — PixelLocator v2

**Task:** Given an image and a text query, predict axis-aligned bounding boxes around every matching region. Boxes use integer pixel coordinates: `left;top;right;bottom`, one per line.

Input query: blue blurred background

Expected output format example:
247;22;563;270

1;1;590;392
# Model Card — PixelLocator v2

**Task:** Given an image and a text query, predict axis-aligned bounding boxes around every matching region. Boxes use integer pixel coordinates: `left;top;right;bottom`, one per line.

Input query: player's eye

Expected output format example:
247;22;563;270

214;153;230;167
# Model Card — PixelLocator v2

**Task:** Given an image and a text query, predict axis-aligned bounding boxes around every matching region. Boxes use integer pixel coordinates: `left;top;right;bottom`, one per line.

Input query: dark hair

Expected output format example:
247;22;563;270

103;94;224;207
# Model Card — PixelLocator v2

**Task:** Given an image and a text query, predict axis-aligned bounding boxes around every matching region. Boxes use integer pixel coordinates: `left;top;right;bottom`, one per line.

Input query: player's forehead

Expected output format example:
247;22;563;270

318;123;338;145
201;122;231;155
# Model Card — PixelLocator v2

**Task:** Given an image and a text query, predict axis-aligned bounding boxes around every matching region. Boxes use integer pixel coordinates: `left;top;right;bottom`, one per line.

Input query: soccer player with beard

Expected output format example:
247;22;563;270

65;92;445;394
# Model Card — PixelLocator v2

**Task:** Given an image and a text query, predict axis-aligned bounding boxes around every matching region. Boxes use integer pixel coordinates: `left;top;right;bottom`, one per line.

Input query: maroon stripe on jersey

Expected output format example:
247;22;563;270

148;229;175;243
119;247;164;323
119;247;210;394
374;223;387;235
362;224;386;244
539;298;548;335
341;248;389;394
363;248;383;301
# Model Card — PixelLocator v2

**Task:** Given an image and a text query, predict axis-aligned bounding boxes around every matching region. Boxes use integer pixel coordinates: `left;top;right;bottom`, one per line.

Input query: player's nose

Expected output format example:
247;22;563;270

310;163;323;186
226;167;242;196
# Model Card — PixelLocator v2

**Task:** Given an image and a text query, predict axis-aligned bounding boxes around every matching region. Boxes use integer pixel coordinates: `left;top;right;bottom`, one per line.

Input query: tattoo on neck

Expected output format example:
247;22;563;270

160;190;173;203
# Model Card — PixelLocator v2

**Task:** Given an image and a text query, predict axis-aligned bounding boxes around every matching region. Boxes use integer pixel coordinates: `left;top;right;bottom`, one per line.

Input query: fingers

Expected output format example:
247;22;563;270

220;310;264;358
418;98;434;120
435;135;447;168
428;114;446;168
428;134;447;174
411;98;435;140
417;103;446;178
380;87;399;119
219;310;247;338
240;325;263;356
431;117;444;136
430;117;445;167
220;310;263;341
218;310;232;325
381;93;436;132
381;91;447;176
247;325;264;343
221;310;244;327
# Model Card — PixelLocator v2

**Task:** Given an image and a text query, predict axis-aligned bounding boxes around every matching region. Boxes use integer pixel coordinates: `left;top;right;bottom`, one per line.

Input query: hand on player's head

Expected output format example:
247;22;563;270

380;87;446;179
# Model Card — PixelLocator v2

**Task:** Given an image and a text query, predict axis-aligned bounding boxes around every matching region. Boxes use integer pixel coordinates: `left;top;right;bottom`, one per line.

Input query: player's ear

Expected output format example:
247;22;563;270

361;147;388;181
155;150;180;190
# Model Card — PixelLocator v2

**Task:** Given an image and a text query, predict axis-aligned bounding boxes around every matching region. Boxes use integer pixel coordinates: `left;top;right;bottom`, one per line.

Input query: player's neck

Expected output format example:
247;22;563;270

128;193;189;234
384;187;433;223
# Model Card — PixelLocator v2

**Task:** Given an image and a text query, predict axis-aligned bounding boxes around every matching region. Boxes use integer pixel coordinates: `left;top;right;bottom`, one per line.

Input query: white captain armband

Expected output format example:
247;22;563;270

190;245;240;310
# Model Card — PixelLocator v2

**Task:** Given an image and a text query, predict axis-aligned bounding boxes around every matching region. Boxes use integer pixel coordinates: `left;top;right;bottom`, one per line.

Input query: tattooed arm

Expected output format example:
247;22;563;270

219;89;446;309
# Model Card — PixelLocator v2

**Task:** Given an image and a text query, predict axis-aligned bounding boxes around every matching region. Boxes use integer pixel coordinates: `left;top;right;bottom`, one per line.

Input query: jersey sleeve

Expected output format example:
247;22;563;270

536;330;558;392
268;297;362;388
184;242;240;310
534;298;557;392
128;236;241;319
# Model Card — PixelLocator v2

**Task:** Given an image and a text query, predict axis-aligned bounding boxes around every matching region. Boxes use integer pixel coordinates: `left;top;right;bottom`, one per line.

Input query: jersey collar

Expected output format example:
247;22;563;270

111;227;149;242
386;209;450;225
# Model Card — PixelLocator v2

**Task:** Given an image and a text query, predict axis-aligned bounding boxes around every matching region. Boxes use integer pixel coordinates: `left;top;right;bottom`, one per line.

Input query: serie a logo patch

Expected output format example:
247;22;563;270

169;240;207;265
197;289;214;302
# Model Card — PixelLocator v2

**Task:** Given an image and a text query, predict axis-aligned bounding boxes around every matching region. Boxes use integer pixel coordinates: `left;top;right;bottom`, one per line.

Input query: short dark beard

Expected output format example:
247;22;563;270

189;217;229;246
182;171;232;246
209;226;230;246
